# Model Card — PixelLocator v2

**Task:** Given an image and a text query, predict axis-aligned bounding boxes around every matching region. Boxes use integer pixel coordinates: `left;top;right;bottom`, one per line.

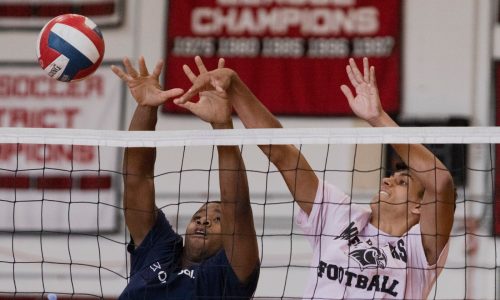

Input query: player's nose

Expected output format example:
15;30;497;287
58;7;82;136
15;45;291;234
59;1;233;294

196;217;211;227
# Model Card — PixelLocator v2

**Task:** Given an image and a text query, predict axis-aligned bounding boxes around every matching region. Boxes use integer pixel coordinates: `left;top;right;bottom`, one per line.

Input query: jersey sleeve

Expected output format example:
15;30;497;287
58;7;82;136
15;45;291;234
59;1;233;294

295;180;354;246
196;250;260;299
127;209;183;277
405;224;450;298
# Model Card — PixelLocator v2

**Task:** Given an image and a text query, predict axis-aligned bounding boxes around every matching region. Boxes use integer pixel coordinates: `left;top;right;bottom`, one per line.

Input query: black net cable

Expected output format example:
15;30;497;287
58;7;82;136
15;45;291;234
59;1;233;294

96;145;104;299
463;144;469;300
342;142;357;300
310;142;332;299
11;143;19;295
281;143;304;299
40;143;46;297
489;143;498;299
67;144;76;297
259;143;272;280
173;146;186;233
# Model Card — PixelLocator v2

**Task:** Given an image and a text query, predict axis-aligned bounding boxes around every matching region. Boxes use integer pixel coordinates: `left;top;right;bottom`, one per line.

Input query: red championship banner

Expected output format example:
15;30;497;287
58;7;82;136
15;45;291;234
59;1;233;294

164;0;401;115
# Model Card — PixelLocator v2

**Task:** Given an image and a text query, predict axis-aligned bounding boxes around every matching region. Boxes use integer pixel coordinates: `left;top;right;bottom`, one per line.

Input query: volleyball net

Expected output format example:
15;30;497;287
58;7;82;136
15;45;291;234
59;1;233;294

0;127;499;299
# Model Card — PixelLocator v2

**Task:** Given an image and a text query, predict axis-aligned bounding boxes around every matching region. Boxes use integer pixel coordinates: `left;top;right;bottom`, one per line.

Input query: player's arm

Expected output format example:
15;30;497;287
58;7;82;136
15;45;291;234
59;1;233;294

111;57;183;246
229;76;318;216
175;58;318;216
176;57;259;283
215;122;259;283
341;57;455;265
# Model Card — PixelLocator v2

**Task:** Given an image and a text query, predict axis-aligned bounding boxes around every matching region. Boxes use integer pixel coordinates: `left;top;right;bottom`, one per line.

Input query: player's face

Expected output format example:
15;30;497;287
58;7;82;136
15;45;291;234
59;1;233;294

371;171;424;219
184;202;223;262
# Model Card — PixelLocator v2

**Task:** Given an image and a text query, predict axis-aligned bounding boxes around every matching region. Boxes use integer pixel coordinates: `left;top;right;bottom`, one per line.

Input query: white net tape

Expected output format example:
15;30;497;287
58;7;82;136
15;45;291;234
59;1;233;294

0;127;499;146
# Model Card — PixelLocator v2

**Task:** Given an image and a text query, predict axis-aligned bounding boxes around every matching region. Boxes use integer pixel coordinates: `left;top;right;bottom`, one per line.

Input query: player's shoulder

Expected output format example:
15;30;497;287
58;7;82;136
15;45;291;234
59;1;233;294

317;180;351;204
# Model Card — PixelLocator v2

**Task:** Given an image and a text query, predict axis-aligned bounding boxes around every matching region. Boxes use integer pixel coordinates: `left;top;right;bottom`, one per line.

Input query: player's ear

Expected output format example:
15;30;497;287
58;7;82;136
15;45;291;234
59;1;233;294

411;203;421;215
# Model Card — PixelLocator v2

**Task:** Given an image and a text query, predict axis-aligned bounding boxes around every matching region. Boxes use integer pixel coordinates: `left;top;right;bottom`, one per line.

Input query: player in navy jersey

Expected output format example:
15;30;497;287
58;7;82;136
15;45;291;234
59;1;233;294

111;56;259;299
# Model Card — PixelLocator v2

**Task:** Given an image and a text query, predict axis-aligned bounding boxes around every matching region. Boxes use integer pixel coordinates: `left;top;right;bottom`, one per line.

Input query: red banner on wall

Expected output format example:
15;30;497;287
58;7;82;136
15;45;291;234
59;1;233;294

164;0;401;116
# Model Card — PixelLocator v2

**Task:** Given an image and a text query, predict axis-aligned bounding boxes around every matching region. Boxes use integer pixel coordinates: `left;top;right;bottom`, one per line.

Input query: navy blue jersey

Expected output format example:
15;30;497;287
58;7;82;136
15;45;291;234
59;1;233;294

119;210;259;299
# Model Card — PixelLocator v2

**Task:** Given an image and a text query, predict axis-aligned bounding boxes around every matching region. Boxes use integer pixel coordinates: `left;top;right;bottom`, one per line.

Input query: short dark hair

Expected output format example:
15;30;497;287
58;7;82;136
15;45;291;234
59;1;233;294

395;161;409;172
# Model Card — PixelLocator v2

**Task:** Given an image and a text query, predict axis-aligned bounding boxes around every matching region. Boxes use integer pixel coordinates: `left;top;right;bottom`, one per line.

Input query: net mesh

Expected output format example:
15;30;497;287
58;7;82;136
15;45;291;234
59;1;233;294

0;127;498;299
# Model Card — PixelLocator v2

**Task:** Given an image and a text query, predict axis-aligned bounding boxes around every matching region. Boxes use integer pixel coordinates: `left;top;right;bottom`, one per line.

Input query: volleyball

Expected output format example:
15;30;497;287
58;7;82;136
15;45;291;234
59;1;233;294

36;14;105;82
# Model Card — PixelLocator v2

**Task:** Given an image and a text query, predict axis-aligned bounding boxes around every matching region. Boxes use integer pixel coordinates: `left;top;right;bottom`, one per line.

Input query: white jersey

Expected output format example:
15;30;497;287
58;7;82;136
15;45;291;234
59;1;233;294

296;181;449;300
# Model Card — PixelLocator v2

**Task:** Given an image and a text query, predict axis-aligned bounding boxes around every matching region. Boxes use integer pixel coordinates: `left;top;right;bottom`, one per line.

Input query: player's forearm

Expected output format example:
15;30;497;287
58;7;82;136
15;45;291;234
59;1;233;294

122;105;158;243
212;120;250;212
228;74;290;164
128;104;158;131
228;77;317;214
216;137;258;282
124;105;158;176
230;74;283;130
217;146;250;211
371;112;453;194
123;106;157;195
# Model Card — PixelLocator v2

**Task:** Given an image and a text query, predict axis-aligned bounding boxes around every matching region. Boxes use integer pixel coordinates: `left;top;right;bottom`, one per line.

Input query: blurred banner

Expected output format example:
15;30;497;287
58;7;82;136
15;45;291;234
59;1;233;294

0;63;123;233
164;0;401;116
0;0;124;29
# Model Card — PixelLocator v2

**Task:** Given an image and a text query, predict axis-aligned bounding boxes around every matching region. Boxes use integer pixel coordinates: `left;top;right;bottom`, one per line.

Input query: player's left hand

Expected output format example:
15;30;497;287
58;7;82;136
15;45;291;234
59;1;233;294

111;56;183;107
175;56;233;126
340;57;383;124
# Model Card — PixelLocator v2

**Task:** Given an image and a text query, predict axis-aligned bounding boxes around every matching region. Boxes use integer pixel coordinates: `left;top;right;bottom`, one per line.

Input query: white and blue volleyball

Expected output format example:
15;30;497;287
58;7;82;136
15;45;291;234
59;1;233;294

36;14;105;82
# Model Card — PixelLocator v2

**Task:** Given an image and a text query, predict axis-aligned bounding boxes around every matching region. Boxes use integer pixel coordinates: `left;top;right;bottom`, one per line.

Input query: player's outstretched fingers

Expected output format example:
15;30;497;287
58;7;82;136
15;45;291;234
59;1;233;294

346;65;359;88
152;60;164;80
370;66;377;87
123;57;138;78
348;58;364;84
218;58;225;69
138;56;150;77
160;88;184;102
111;65;131;82
183;64;197;83
195;56;208;74
363;57;370;83
340;84;355;105
174;88;197;105
174;100;195;113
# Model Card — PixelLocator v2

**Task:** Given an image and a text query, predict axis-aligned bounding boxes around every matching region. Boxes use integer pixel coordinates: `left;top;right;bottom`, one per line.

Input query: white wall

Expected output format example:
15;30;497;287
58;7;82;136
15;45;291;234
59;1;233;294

0;0;498;298
494;0;500;59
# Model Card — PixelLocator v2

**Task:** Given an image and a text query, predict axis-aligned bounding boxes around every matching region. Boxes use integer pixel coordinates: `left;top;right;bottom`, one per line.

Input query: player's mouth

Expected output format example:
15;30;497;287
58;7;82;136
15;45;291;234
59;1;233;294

193;229;208;239
379;187;390;197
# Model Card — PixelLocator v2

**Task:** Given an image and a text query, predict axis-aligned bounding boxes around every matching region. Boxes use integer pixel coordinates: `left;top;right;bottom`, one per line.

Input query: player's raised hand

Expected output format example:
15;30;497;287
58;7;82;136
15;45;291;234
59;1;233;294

340;57;383;124
111;56;183;107
174;56;235;106
175;56;233;125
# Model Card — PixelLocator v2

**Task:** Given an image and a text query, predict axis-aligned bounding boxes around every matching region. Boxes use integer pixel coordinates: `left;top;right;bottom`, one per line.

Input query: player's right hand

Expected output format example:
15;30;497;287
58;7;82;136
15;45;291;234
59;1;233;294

111;56;183;107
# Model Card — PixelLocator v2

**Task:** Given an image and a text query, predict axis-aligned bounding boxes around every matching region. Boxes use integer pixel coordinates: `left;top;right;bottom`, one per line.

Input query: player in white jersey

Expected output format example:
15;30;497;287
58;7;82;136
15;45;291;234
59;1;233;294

170;57;457;299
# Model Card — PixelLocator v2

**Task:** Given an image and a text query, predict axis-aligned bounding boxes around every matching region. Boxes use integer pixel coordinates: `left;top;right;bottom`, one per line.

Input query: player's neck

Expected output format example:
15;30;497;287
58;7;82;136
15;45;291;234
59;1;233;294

369;214;412;237
181;250;201;268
